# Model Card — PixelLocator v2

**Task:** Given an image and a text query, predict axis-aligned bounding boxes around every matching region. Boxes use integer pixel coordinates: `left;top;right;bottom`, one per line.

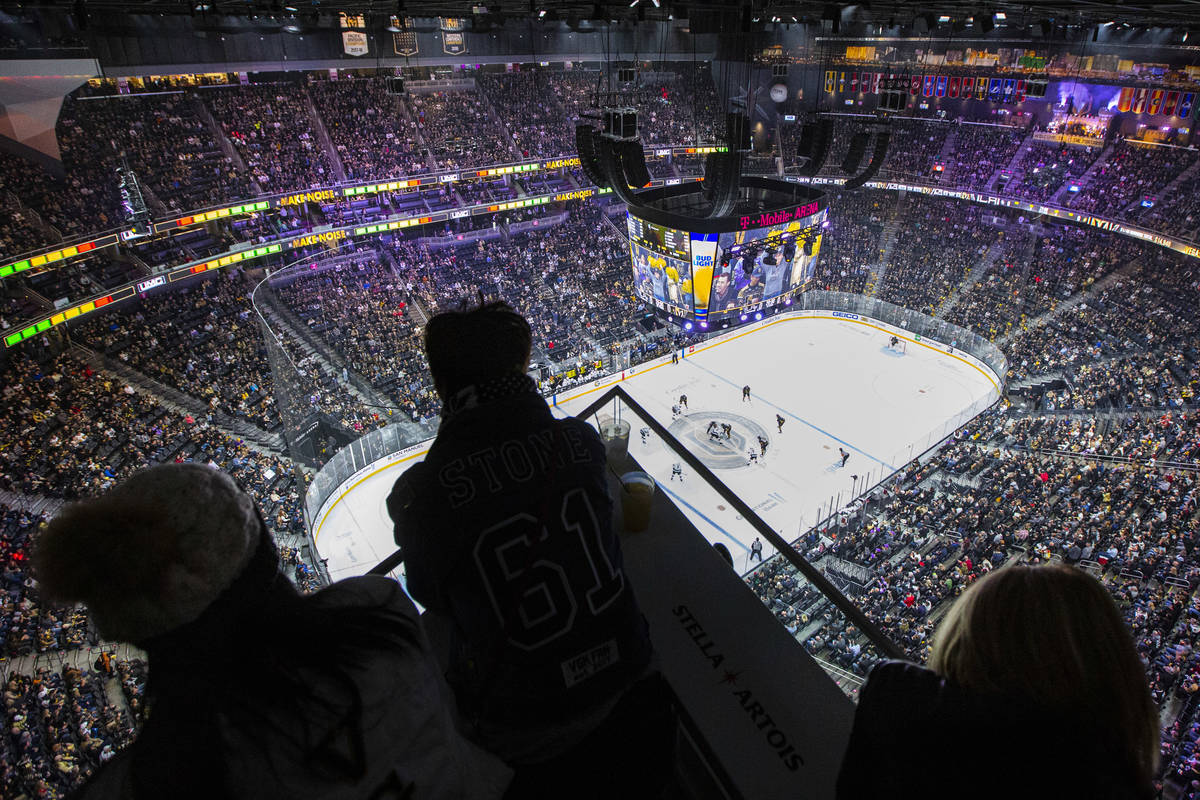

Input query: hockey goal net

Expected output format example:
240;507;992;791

886;338;907;354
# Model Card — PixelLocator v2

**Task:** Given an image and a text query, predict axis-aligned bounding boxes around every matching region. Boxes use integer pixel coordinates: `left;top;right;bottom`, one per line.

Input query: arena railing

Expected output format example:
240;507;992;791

361;381;908;663
8;146;1200;288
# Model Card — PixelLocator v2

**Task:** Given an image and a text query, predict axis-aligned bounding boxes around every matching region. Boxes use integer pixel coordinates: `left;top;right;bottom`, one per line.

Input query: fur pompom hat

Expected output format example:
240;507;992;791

35;463;262;643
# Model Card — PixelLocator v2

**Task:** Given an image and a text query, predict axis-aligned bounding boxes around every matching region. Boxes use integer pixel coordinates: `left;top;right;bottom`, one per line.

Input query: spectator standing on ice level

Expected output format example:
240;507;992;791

387;301;675;799
34;463;511;799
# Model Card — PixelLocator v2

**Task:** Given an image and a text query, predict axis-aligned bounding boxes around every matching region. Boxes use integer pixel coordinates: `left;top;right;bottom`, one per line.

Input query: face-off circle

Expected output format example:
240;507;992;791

668;411;769;470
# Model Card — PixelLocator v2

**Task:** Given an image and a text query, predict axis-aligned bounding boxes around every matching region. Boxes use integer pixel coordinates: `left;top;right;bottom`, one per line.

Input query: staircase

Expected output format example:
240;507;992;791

395;96;438;174
70;344;288;454
256;295;432;442
1049;141;1115;206
476;86;524;162
987;129;1037;192
305;88;347;183
863;190;906;297
936;233;1021;319
995;259;1140;349
1128;154;1200;215
192;93;265;196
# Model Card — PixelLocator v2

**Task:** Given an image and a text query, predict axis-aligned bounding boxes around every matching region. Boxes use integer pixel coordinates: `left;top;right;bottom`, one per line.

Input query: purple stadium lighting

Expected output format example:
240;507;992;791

685;322;693;331
740;314;748;322
754;312;762;320
700;322;708;329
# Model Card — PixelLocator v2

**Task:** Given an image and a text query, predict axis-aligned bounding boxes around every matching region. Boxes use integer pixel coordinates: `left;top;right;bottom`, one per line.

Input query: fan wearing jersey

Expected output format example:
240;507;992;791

386;301;673;799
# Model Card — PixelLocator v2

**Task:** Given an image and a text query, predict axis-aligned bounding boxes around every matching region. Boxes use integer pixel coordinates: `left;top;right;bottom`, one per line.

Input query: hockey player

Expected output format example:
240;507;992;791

679;394;688;410
671;404;681;419
707;421;722;443
721;423;732;439
670;463;683;482
640;427;650;445
742;385;751;402
890;335;900;349
839;447;850;467
776;414;785;433
757;436;769;457
747;449;758;465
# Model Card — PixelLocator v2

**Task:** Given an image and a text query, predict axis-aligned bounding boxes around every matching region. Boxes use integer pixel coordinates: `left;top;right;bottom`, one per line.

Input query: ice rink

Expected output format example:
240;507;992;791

312;315;998;581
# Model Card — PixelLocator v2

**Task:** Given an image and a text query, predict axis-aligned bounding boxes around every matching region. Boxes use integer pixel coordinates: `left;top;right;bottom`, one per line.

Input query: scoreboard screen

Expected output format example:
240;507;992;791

628;215;694;316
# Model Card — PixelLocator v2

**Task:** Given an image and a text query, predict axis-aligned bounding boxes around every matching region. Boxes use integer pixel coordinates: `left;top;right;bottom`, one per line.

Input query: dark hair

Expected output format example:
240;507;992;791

424;300;533;397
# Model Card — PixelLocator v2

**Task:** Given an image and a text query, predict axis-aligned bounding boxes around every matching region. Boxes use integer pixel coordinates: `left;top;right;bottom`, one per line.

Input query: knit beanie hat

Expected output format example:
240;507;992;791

35;463;262;643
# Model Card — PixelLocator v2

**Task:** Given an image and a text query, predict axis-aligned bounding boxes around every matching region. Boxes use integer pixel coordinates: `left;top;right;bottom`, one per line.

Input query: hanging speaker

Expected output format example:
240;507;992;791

620;140;653;188
575;125;609;189
783;242;796;262
844;130;890;190
801;119;833;176
841;131;870;173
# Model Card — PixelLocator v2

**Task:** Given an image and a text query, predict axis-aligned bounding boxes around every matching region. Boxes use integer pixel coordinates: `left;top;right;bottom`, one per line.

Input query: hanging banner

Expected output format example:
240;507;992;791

824;70;835;93
393;30;418;56
975;78;988;100
1147;89;1164;115
1002;78;1016;102
1117;87;1135;113
1179;93;1195;119
838;71;846;93
935;75;947;97
117;77;130;94
1133;87;1149;113
1015;79;1026;103
923;75;935;97
872;72;882;93
948;76;960;98
910;74;921;95
988;78;1003;102
849;71;858;92
442;31;467;55
1162;91;1179;117
961;76;974;98
342;31;369;56
238;72;249;86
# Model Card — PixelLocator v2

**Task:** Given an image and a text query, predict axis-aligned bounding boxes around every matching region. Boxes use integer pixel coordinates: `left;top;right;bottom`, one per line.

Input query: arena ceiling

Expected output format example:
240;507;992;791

21;0;1200;29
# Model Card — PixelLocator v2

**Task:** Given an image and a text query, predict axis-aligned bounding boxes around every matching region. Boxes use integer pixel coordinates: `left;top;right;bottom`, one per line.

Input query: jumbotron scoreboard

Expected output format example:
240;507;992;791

627;177;828;329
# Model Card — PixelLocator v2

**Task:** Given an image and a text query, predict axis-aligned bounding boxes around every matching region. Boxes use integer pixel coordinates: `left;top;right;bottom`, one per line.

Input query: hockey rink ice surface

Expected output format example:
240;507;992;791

314;317;998;582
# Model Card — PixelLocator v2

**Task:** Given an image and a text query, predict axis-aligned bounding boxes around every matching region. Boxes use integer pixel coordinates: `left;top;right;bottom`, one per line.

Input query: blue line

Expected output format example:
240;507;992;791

686;358;897;471
657;482;751;554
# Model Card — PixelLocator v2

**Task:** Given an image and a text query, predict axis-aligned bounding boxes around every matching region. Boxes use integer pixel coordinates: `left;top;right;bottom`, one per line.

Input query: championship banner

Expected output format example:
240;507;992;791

948;76;960;98
850;71;858;92
1147;89;1164;115
393;30;418;56
1179;93;1195;119
1002;78;1015;102
872;72;882;93
910;74;921;95
838;71;846;93
1163;91;1179;117
976;78;988;100
342;31;368;56
988;78;1003;101
1117;87;1135;113
1133;87;1149;113
961;76;974;97
936;75;947;97
442;31;467;55
923;75;935;97
1015;79;1026;103
824;70;835;93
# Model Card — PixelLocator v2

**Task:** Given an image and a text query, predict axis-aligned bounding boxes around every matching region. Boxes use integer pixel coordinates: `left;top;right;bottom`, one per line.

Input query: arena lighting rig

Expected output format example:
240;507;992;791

577;107;828;331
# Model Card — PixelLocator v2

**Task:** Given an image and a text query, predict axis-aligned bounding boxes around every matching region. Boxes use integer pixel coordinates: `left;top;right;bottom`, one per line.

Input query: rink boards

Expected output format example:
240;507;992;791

310;309;1000;581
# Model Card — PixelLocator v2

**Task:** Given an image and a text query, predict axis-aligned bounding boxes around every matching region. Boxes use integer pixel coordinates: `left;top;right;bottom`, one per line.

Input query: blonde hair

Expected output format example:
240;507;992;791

929;564;1158;787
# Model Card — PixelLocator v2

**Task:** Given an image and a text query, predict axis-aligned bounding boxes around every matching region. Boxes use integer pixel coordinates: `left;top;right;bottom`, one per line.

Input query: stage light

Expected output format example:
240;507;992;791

754;313;763;320
740;314;748;322
700;322;709;329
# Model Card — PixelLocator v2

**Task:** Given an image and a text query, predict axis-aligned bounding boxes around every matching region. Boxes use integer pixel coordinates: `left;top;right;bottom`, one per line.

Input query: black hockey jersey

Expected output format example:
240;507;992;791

387;388;652;729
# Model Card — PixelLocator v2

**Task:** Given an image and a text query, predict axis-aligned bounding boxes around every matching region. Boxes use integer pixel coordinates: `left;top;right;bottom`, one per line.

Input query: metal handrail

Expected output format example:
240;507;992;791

365;383;906;661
